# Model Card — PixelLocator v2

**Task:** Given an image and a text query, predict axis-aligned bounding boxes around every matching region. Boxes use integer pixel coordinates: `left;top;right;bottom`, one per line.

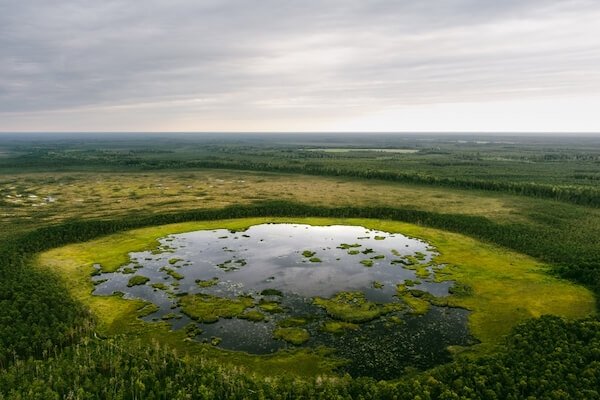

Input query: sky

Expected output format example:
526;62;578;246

1;0;600;133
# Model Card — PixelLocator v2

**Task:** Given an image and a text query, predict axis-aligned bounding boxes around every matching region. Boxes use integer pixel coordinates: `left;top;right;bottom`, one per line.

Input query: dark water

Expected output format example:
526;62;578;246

92;223;474;377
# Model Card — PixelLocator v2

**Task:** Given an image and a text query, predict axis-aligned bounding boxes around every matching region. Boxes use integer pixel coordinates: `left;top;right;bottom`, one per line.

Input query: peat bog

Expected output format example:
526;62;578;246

91;223;473;377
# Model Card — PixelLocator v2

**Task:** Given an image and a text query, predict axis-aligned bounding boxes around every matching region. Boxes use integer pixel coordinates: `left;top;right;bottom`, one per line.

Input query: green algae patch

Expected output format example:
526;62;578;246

127;275;150;287
260;288;283;297
396;285;431;315
313;291;403;323
184;323;203;338
179;293;254;323
168;258;183;265
322;321;359;334
274;327;310;345
196;277;219;288
258;300;284;313
337;243;361;250
278;317;309;327
360;259;374;267
239;310;266;322
372;281;384;289
161;267;184;280
137;303;160;318
302;250;316;258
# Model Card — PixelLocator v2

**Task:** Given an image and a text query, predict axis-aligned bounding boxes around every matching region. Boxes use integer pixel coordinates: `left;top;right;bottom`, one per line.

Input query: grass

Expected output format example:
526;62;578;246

314;291;404;323
321;321;360;334
260;289;283;296
196;277;219;288
274;328;310;345
127;275;150;287
278;317;309;327
258;300;285;313
360;259;374;267
239;310;266;322
35;216;597;373
179;294;254;323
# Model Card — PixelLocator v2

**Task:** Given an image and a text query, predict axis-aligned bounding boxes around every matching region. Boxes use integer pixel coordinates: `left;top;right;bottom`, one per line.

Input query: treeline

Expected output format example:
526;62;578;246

0;316;598;399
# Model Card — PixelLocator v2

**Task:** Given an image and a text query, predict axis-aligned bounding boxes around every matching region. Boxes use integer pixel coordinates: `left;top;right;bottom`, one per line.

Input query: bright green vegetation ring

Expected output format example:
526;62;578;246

36;217;596;379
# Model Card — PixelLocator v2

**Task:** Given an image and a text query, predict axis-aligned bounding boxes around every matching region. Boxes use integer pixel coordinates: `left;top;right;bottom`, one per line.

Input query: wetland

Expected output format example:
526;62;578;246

91;223;473;377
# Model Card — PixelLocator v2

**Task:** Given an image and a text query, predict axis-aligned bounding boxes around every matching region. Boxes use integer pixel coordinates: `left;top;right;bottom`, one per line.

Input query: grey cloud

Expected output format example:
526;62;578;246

1;0;600;125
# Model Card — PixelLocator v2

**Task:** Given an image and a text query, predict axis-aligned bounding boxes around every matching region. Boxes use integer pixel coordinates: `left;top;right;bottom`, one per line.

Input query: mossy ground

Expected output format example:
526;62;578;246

274;327;310;345
179;293;254;323
127;275;150;287
321;321;360;334
314;291;404;323
35;217;596;375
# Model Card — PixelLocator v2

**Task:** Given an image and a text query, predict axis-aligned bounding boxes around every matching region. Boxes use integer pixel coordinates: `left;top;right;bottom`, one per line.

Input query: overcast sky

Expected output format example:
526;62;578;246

1;0;600;132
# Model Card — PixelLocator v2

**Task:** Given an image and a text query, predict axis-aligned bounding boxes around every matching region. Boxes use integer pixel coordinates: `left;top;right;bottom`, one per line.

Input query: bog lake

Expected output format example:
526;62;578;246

92;223;474;377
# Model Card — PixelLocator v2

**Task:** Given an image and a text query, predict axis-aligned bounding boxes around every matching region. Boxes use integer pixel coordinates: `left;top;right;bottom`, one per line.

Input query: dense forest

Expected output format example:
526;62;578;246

0;135;599;398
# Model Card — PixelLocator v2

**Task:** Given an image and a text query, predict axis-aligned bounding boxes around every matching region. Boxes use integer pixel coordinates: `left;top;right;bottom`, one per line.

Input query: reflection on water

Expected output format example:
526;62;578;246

92;223;474;378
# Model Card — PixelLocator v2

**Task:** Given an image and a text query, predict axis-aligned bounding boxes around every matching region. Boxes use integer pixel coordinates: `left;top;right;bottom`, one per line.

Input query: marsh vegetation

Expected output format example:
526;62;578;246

1;134;599;398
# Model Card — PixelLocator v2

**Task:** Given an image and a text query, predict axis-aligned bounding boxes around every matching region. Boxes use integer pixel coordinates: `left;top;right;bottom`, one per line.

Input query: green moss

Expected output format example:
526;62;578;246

260;288;283;296
127;275;150;287
151;282;169;291
217;259;247;271
348;250;360;255
374;236;386;240
337;243;361;249
196;277;219;288
184;323;203;338
360;259;374;267
396;285;432;315
258;300;284;313
137;303;159;317
278;317;308;327
387;315;404;325
309;257;322;263
121;267;136;274
391;249;402;256
302;250;316;258
161;267;184;280
161;313;180;320
210;337;222;346
371;255;385;260
372;281;384;289
415;267;431;279
402;256;419;266
239;310;266;322
449;282;474;297
404;279;420;287
313;291;403;323
274;327;310;345
179;294;254;323
361;248;374;254
321;321;359;334
168;258;183;265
